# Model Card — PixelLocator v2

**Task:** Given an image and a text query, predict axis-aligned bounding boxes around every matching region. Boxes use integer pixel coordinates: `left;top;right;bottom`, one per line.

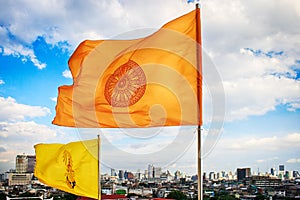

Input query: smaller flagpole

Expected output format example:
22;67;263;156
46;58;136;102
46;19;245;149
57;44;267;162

97;134;101;200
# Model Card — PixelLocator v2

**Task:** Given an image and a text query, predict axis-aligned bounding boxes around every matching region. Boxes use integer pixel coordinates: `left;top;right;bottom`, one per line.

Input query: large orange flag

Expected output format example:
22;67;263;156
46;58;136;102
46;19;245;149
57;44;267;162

53;9;202;128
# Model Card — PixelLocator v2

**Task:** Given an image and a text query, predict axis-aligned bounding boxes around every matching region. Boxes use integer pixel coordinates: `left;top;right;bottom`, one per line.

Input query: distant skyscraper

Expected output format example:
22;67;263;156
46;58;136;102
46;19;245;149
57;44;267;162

237;168;251;181
118;170;124;180
217;171;225;180
15;154;36;173
209;172;215;180
270;168;275;176
284;171;290;179
203;172;207;180
154;167;162;178
27;155;36;173
148;164;154;179
16;155;28;173
293;171;300;178
111;168;116;176
124;171;128;180
174;170;181;180
279;165;284;172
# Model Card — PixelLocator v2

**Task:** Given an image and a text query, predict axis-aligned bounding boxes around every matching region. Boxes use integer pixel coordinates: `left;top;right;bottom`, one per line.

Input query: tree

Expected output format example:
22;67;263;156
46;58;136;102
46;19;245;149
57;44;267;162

166;190;187;200
0;193;6;200
54;193;77;200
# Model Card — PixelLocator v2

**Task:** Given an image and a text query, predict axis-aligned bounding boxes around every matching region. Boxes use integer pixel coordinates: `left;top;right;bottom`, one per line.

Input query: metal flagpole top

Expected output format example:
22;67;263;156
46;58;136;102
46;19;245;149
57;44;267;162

187;0;201;7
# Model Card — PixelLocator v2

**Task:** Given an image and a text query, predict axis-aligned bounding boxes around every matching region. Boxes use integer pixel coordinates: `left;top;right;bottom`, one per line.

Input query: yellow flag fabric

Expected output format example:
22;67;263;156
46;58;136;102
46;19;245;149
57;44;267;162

34;140;99;199
52;8;202;128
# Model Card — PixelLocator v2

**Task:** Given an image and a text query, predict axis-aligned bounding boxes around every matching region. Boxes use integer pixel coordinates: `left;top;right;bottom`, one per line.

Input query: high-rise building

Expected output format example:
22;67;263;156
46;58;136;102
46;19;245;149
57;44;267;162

237;168;251;181
228;171;234;180
217;171;226;180
270;168;275;176
16;154;35;173
285;171;292;180
278;165;285;180
279;165;284;172
209;172;215;180
27;155;36;173
118;170;124;180
174;170;181;180
154;167;162;178
0;173;4;181
124;171;128;180
111;168;116;176
144;170;148;179
293;171;300;178
16;155;28;173
135;169;141;180
148;164;154;179
203;172;207;181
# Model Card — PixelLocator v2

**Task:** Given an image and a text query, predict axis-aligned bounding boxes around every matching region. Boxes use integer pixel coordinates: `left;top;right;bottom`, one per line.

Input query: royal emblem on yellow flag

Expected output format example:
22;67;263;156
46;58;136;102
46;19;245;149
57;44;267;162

52;8;202;128
34;139;98;199
63;150;76;189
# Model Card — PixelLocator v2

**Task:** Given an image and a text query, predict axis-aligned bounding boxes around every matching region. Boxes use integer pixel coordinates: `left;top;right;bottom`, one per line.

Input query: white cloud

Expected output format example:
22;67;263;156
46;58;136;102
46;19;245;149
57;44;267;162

0;120;81;173
50;97;57;102
0;0;192;70
206;43;300;122
0;121;56;139
62;69;72;79
202;0;300;54
284;133;300;143
223;75;300;121
4;44;46;70
0;26;46;69
287;101;300;112
96;126;197;172
286;158;300;163
202;132;300;173
0;80;4;85
223;133;300;151
201;0;300;122
0;96;50;122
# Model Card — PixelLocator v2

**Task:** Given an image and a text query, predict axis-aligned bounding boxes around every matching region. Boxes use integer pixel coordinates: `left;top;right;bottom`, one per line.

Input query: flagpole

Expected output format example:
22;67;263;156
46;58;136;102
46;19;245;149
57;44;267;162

195;3;202;200
97;134;101;200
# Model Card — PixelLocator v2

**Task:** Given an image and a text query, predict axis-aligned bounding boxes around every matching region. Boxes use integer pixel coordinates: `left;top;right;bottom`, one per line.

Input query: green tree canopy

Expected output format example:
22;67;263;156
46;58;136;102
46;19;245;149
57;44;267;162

166;190;187;200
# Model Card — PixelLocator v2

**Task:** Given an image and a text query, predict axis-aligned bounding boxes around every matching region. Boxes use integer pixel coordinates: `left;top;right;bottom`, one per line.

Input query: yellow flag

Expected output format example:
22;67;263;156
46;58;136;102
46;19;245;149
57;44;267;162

34;139;99;199
52;8;202;128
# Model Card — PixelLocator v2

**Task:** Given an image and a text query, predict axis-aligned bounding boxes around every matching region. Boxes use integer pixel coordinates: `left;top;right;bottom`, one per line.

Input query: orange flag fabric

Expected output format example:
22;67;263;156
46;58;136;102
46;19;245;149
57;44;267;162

34;139;99;199
53;9;202;128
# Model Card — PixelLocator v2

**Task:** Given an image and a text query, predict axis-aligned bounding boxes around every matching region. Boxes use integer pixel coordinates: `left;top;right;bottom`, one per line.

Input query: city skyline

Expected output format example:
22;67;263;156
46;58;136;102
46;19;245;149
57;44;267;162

3;153;299;179
3;154;300;199
0;0;300;175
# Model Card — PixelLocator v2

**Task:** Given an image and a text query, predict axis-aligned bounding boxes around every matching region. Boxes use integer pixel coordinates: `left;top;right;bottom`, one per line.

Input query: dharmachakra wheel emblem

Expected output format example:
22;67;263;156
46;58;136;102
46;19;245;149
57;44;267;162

104;60;147;107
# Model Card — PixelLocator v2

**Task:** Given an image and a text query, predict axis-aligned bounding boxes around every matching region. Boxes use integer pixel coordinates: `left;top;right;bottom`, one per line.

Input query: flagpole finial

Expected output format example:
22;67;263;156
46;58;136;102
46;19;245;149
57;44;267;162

187;0;201;9
187;0;200;5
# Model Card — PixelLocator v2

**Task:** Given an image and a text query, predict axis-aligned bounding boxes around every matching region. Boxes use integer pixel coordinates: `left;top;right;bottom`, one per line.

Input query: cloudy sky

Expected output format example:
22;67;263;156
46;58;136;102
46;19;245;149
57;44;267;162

0;0;299;176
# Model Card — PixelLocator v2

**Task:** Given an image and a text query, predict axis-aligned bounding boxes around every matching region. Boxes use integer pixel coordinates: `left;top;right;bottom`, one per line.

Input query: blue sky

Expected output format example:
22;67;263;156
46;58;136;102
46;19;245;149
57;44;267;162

0;0;299;176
